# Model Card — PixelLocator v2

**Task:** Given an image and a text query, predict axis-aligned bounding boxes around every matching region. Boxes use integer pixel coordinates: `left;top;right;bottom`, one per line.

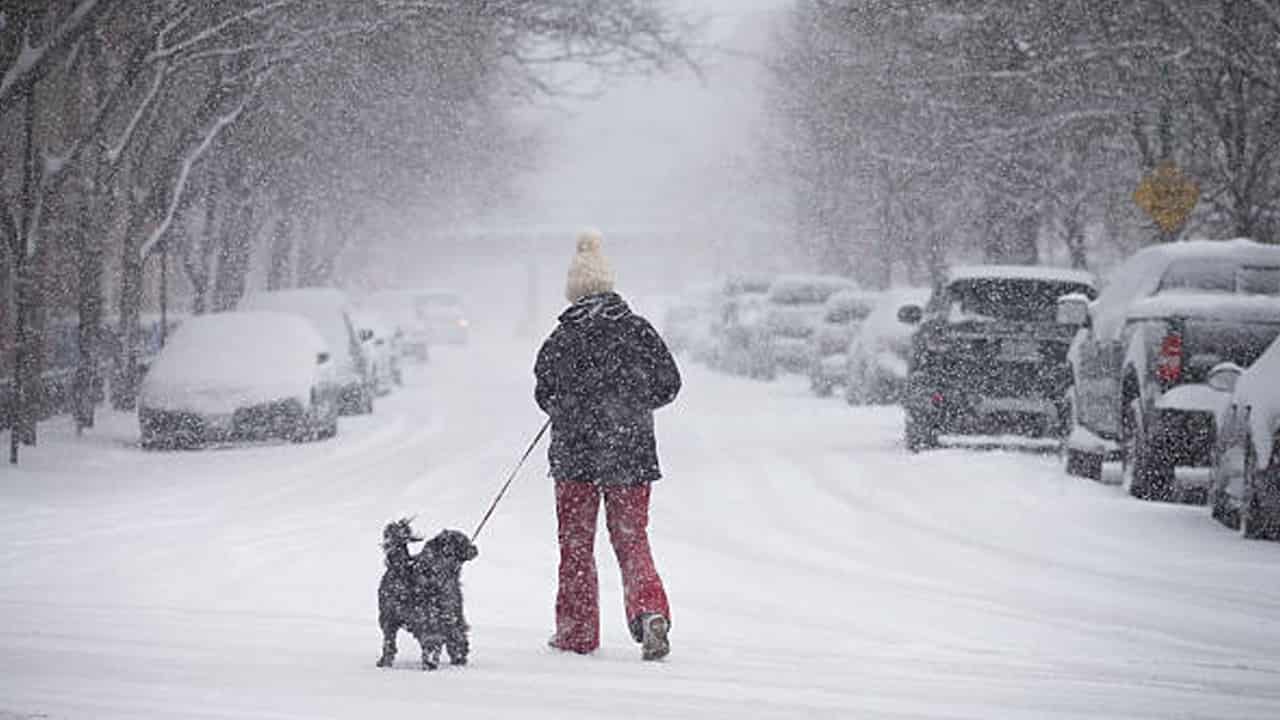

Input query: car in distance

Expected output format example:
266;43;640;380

417;290;470;345
845;287;931;406
350;308;401;394
137;311;340;448
239;288;374;415
808;290;879;396
710;275;776;379
363;290;431;363
1063;239;1280;501
764;275;857;374
1207;335;1280;539
899;265;1098;451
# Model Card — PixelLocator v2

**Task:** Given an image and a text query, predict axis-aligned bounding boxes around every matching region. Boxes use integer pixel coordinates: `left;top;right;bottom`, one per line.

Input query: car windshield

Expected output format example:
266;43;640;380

1157;260;1280;295
941;278;1095;323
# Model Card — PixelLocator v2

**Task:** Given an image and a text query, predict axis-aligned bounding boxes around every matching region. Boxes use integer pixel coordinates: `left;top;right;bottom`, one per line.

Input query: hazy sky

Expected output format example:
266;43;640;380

500;0;788;234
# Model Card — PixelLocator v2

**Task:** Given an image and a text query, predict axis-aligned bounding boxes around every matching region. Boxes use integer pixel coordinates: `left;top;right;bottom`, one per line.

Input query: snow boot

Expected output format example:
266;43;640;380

639;613;670;661
547;634;594;654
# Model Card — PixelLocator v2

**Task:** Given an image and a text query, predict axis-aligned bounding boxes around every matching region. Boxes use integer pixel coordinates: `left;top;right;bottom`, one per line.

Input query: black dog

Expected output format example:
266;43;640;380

376;519;479;670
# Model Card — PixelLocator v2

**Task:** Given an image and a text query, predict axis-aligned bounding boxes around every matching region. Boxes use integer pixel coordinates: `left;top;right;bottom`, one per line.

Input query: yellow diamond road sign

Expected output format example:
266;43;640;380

1134;161;1200;235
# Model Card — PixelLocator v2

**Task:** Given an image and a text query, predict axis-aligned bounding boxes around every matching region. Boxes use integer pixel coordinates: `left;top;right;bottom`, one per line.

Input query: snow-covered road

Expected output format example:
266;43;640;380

3;336;1280;719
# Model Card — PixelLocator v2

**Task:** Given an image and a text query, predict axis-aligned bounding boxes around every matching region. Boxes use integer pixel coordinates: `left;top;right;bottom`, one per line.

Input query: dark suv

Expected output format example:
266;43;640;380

1063;239;1280;501
898;266;1098;451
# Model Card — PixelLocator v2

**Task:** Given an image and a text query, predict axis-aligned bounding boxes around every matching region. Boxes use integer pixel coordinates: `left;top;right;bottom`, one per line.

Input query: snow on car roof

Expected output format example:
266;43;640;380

145;311;325;385
825;289;881;311
140;311;325;414
767;274;857;303
1126;293;1280;323
1093;239;1280;341
239;288;359;373
723;274;775;295
947;265;1097;287
1128;237;1280;266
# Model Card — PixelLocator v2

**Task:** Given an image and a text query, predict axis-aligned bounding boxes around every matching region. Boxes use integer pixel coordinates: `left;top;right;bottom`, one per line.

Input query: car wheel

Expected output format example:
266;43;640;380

1121;398;1173;501
904;411;938;453
866;376;893;405
845;382;865;406
1210;480;1235;528
1062;388;1103;481
1239;442;1275;540
1065;447;1103;482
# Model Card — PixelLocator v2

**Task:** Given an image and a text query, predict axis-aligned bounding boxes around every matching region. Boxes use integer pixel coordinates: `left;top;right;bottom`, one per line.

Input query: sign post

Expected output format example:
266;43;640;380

1134;161;1200;240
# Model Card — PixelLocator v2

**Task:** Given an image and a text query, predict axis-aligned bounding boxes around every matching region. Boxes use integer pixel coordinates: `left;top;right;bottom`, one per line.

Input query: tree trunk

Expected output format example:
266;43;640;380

267;191;294;290
72;171;105;431
212;198;253;312
12;81;41;458
111;217;146;411
182;172;222;315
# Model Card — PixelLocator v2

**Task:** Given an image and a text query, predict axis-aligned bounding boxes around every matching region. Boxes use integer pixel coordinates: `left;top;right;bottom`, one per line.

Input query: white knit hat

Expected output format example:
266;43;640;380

564;227;615;302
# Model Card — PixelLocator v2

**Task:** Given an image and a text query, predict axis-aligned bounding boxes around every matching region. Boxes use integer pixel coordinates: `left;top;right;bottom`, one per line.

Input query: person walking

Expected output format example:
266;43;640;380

534;228;682;661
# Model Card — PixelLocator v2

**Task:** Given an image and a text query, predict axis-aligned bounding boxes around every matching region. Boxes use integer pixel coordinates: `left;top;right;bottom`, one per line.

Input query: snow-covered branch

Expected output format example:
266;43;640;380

0;0;109;110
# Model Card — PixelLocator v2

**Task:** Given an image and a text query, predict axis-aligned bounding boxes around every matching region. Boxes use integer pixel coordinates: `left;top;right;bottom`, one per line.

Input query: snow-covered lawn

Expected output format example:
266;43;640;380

3;337;1279;719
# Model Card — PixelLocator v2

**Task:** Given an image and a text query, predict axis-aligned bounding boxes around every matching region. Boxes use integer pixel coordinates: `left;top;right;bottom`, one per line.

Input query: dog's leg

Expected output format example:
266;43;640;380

417;631;443;671
445;627;469;666
376;624;398;668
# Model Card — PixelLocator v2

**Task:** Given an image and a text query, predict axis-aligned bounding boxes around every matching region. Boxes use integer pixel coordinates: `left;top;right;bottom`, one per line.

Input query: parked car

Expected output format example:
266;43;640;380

845;287;932;405
711;292;775;379
662;283;721;362
709;275;775;379
137;311;340;448
239;288;374;415
899;265;1098;451
808;290;879;396
350;309;400;394
1207;336;1280;538
363;290;430;363
416;290;470;345
764;275;857;374
1063;239;1280;501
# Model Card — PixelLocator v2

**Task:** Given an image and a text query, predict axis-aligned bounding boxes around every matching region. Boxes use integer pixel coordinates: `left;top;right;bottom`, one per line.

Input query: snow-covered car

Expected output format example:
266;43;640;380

416;290;470;345
808;290;879;396
137;311;340;448
350;309;401;395
1063;239;1280;500
1208;335;1280;539
363;290;430;363
764;275;857;374
900;266;1098;451
239;288;374;415
711;293;775;379
709;275;775;378
845;287;932;405
662;283;722;362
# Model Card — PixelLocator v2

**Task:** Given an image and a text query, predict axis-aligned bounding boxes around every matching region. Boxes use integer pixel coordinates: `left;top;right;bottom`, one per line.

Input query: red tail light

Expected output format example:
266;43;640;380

1156;332;1182;384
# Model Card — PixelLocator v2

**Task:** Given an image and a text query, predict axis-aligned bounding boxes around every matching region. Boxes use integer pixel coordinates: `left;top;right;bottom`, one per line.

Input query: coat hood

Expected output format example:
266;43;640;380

559;292;633;324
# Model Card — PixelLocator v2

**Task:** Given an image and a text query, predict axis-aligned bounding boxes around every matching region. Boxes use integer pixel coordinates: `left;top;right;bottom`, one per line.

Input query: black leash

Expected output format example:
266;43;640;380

471;418;551;542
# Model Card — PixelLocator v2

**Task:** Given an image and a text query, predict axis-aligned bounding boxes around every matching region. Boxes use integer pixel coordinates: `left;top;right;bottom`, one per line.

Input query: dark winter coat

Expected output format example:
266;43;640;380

535;292;681;485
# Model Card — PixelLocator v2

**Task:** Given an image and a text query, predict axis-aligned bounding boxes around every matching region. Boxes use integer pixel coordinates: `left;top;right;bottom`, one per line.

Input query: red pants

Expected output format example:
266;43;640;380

553;480;669;653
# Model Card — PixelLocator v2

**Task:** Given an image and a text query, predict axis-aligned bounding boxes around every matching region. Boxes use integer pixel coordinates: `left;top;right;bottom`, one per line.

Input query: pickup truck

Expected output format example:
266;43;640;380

1062;239;1280;502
